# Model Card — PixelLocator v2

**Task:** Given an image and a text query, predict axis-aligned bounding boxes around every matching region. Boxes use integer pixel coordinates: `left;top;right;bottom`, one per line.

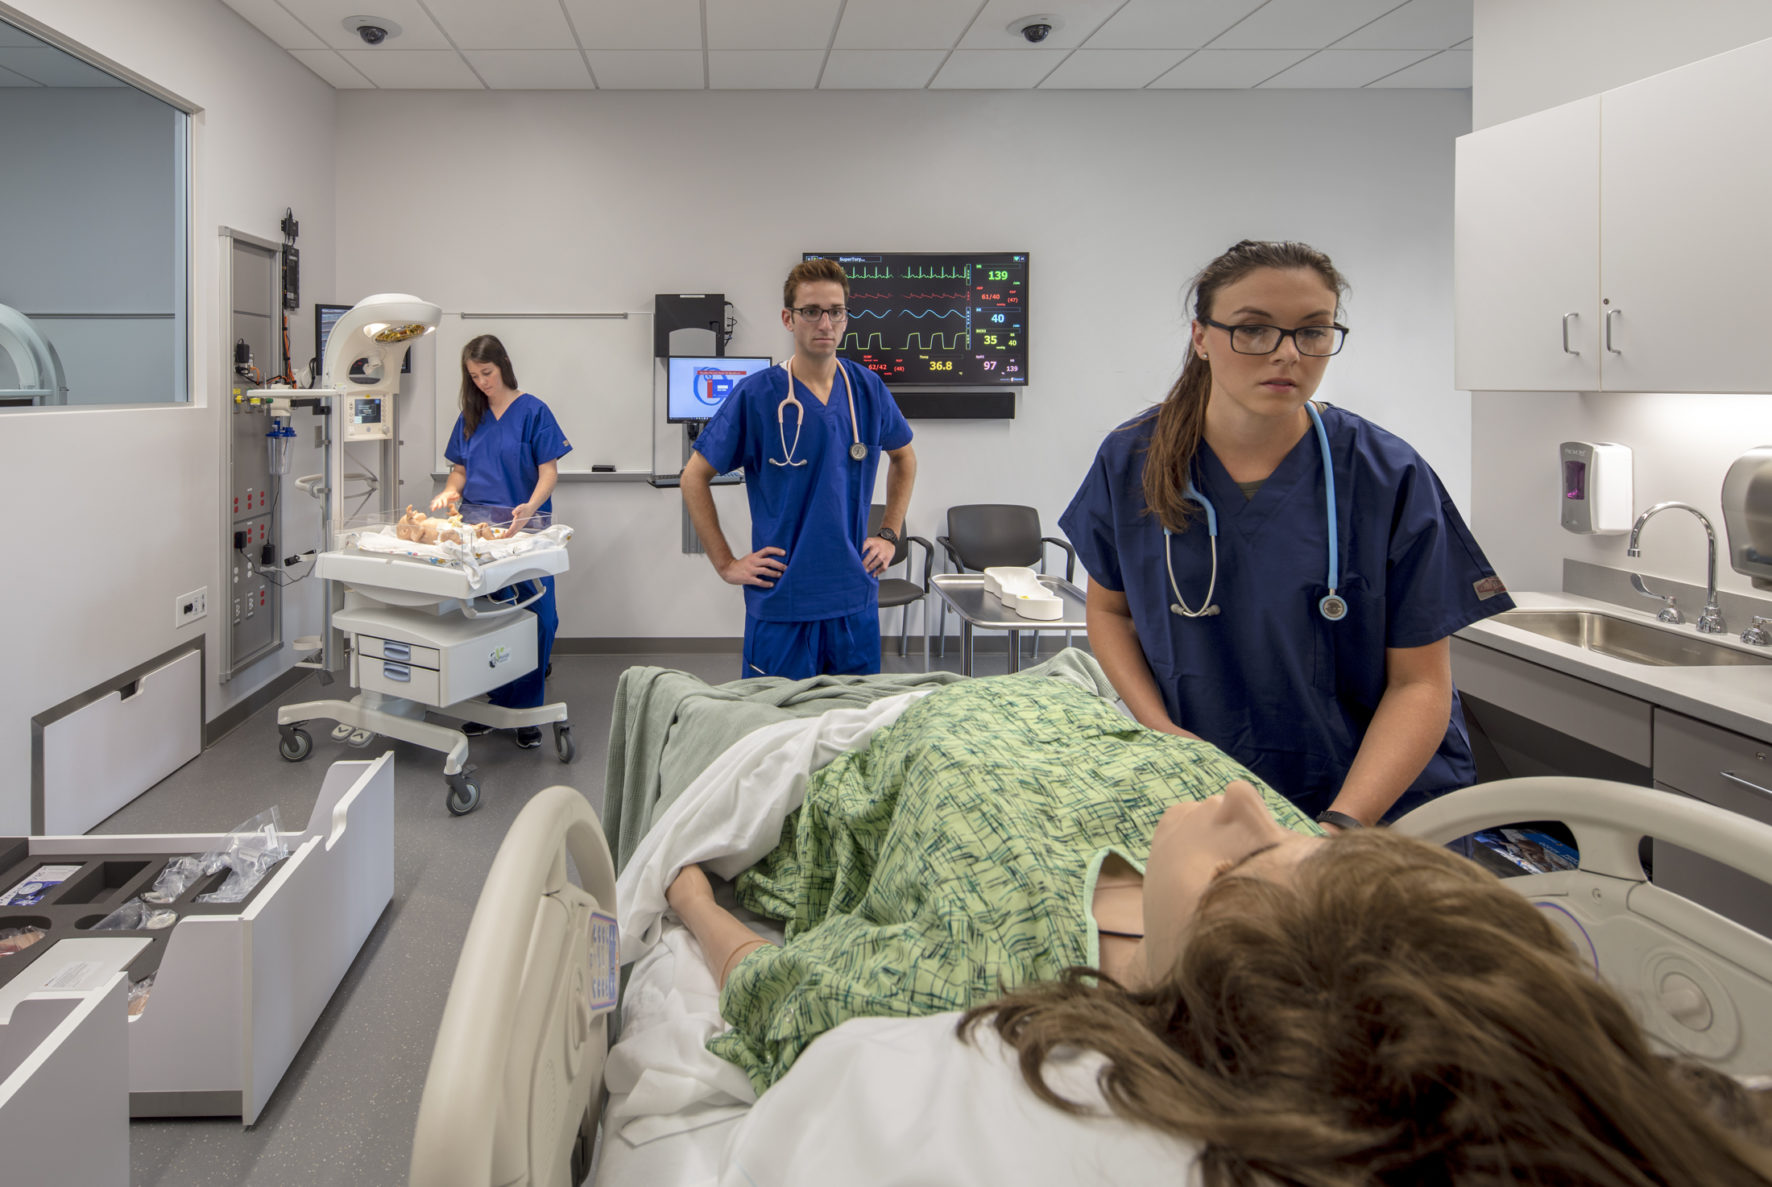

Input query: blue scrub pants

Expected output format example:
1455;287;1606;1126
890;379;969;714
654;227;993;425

487;575;556;710
742;609;880;680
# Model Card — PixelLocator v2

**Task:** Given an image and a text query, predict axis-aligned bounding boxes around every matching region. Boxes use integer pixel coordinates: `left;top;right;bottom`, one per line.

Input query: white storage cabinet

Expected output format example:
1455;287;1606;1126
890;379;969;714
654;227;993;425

1455;36;1772;393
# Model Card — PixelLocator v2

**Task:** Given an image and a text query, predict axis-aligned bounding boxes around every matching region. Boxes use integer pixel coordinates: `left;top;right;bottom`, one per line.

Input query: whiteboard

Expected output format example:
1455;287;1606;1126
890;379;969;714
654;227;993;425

432;312;655;474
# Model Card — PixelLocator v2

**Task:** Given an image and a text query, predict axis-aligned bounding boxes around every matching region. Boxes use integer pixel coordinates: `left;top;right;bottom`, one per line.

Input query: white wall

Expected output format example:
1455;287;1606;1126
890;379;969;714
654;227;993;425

338;87;1470;642
1467;3;1772;600
1473;0;1772;129
0;0;335;833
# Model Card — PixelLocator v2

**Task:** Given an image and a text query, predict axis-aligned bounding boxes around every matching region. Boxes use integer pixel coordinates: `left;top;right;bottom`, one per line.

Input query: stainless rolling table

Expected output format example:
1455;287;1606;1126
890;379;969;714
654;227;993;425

926;572;1085;675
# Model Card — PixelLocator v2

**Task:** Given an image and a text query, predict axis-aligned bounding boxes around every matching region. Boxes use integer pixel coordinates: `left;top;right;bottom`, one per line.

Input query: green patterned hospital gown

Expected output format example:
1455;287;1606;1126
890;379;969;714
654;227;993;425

709;674;1318;1093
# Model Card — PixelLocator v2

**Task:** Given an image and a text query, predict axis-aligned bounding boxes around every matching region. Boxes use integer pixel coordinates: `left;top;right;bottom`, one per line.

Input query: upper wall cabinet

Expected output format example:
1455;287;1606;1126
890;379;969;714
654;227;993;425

1455;37;1772;393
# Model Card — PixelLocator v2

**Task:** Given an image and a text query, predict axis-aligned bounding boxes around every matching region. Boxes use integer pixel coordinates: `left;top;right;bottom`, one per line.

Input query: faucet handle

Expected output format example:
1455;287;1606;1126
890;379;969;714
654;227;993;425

1744;616;1772;647
1696;602;1726;634
1630;572;1683;623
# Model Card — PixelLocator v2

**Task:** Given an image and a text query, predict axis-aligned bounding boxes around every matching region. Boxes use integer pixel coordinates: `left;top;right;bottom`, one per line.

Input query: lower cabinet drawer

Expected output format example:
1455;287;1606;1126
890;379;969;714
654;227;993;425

358;657;442;704
1652;710;1772;937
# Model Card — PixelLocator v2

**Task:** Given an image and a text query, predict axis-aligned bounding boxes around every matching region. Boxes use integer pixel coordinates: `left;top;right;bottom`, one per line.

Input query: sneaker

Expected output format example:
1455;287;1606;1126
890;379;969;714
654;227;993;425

515;726;542;749
460;721;492;737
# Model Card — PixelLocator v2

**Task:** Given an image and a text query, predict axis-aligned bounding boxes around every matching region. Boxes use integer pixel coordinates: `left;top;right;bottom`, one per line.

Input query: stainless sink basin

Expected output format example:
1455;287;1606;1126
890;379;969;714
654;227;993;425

1496;610;1772;667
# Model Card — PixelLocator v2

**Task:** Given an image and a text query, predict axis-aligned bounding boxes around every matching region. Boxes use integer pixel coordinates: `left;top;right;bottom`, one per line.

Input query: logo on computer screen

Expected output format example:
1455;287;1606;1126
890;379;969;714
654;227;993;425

693;367;748;409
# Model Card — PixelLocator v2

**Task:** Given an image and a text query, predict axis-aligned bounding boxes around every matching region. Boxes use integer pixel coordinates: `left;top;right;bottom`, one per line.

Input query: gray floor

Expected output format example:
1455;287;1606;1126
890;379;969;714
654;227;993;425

100;638;1034;1186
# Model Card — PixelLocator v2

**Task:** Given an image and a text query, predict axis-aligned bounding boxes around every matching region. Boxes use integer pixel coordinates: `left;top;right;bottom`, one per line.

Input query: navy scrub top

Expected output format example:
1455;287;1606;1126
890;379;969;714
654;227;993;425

1060;403;1514;817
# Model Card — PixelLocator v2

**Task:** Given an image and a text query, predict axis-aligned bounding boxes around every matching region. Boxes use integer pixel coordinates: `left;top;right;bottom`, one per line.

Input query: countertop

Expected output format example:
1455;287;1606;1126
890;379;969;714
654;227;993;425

1456;591;1772;747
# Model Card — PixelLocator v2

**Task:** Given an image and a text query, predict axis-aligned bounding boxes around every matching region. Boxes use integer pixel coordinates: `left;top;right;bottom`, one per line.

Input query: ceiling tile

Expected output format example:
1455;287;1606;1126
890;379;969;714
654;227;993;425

707;49;825;88
584;49;704;88
0;46;124;86
818;50;946;89
563;0;702;49
833;0;982;49
1147;49;1310;88
705;0;842;51
219;0;326;49
338;48;483;87
1366;47;1471;87
463;50;595;88
279;0;451;50
419;0;575;49
957;0;1122;50
1335;0;1472;49
1260;49;1435;87
1082;0;1266;49
930;49;1068;89
1210;0;1402;49
1039;49;1186;88
289;48;374;87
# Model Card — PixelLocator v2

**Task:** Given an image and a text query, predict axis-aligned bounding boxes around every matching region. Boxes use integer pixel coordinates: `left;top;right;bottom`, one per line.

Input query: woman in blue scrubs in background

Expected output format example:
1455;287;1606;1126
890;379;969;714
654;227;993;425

432;334;571;747
1060;241;1513;828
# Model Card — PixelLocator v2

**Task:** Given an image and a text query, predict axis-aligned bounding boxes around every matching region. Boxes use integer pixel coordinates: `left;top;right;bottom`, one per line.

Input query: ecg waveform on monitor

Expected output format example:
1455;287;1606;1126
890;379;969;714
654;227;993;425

806;251;1028;387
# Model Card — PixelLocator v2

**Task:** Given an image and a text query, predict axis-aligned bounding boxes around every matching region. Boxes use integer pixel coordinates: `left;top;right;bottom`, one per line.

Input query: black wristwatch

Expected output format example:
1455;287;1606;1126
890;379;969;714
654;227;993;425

877;525;899;544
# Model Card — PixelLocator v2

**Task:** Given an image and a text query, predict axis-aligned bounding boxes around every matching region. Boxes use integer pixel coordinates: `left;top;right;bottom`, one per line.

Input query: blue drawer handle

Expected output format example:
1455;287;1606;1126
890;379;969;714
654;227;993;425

383;641;411;661
382;662;411;682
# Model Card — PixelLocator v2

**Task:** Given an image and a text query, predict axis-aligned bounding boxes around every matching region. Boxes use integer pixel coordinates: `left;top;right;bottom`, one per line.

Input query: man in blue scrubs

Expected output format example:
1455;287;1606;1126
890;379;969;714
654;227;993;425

683;259;917;679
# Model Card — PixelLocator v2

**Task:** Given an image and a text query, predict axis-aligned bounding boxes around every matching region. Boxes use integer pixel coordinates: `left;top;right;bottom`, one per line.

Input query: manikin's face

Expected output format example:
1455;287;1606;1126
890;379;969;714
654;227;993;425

782;279;848;360
1190;267;1339;424
1141;780;1321;976
465;359;503;396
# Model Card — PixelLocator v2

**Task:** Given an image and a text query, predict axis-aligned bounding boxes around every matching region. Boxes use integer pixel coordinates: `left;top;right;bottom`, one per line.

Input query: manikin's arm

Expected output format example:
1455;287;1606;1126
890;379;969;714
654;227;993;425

1328;639;1453;827
1084;581;1201;740
667;864;776;990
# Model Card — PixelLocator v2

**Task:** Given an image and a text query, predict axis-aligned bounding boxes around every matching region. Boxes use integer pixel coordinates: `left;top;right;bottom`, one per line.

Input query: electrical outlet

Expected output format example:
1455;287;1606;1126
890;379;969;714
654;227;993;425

175;587;208;627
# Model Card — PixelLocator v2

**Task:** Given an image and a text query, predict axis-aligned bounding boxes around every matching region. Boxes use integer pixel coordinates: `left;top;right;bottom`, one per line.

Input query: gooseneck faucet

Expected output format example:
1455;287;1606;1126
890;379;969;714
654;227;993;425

1626;502;1725;634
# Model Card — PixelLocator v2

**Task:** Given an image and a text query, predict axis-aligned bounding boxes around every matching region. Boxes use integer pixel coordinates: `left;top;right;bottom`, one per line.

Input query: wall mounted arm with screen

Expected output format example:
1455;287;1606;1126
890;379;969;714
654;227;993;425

666;356;772;424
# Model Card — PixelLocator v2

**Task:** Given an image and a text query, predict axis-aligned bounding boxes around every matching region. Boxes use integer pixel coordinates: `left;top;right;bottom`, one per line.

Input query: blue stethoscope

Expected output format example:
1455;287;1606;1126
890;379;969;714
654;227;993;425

770;357;865;468
1165;402;1347;622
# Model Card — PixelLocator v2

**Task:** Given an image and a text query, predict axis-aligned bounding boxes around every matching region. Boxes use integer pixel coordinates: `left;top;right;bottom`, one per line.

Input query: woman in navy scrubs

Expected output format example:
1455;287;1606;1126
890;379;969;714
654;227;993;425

1060;241;1513;828
432;334;571;746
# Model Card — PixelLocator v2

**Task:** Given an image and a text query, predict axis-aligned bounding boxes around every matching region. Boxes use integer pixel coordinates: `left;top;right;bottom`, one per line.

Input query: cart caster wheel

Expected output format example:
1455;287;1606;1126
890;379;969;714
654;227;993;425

554;724;576;764
446;772;481;816
278;728;313;762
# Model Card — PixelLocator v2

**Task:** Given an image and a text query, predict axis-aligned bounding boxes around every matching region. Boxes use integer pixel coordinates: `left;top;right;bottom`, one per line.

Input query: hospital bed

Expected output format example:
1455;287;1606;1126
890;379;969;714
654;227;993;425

411;663;1772;1185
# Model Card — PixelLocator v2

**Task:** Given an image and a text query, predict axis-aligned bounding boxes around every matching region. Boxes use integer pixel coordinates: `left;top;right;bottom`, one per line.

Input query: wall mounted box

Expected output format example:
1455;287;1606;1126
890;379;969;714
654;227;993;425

1559;441;1633;535
0;754;393;1124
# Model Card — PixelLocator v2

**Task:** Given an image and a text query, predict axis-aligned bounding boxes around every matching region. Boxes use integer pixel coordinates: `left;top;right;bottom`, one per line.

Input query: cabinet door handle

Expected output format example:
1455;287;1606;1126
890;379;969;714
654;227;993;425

1605;308;1622;354
1561;312;1580;355
1720;770;1772;800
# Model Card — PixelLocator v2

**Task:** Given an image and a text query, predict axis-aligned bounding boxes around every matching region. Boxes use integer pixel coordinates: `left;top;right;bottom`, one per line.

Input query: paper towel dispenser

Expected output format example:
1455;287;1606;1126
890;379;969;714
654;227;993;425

1722;446;1772;590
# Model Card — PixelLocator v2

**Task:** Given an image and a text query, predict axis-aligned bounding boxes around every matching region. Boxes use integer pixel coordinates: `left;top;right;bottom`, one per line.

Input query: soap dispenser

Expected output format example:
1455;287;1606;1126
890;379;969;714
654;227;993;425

1558;442;1632;535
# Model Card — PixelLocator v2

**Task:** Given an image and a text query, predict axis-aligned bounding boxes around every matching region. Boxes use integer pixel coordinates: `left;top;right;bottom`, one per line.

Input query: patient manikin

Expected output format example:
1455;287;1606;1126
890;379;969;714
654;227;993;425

394;504;499;546
678;787;1772;1187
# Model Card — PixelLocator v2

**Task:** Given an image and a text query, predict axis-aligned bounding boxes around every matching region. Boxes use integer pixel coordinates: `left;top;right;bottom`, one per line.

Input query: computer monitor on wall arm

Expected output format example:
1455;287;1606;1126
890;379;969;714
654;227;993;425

666;355;771;425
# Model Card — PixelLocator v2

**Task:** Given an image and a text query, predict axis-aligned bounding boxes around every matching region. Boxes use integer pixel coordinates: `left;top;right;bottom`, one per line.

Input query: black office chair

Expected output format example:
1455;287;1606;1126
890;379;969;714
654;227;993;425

870;504;935;658
935;504;1077;660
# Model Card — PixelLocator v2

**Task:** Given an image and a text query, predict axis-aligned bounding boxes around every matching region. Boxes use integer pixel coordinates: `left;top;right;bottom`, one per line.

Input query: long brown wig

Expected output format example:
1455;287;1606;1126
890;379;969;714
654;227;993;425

1141;240;1348;532
458;334;518;440
963;829;1772;1186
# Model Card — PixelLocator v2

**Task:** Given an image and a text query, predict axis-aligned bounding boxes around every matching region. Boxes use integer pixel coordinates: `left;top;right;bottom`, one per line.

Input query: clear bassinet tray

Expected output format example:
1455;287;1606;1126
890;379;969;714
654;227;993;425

317;503;572;604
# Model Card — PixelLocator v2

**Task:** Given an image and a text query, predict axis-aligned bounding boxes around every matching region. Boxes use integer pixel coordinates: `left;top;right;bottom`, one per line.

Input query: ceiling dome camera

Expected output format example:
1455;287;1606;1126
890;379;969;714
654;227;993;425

1009;16;1060;44
343;15;403;46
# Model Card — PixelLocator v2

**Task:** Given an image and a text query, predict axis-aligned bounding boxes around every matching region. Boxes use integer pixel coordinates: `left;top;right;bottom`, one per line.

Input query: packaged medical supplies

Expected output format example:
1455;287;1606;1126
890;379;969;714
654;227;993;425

0;863;80;906
196;806;291;904
0;924;45;956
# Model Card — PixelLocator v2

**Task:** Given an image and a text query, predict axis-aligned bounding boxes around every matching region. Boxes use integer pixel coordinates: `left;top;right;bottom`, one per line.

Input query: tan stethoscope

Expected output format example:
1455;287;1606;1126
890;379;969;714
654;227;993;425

771;356;866;467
